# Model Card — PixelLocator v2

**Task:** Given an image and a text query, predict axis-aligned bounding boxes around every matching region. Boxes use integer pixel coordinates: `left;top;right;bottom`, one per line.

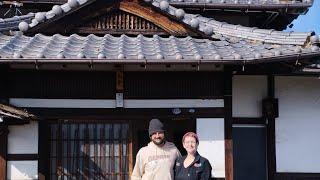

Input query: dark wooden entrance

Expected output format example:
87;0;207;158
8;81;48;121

49;120;132;180
233;125;267;180
135;118;196;156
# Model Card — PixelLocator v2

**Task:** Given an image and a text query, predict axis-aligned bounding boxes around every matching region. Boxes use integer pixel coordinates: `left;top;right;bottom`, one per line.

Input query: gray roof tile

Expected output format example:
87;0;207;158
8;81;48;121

0;13;34;32
0;33;319;64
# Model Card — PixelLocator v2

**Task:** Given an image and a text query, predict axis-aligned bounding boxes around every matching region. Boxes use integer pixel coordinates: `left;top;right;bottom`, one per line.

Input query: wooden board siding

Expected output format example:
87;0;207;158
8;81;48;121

6;71;224;99
7;70;115;99
124;72;225;99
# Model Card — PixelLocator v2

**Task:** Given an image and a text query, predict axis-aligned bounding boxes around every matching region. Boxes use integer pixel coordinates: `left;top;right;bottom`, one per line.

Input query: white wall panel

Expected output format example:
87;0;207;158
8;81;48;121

10;98;223;108
275;76;320;172
232;75;267;117
8;121;38;154
7;161;38;180
197;118;225;178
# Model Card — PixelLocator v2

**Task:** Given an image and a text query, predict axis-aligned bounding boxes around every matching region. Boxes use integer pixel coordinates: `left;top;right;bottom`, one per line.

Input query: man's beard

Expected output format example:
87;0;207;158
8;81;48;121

152;137;165;146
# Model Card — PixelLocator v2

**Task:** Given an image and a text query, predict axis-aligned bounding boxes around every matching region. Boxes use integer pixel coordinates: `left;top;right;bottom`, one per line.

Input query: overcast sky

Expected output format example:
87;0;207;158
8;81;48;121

285;0;320;34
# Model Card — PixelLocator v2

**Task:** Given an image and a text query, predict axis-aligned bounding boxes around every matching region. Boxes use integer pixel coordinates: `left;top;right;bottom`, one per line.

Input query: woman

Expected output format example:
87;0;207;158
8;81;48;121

174;132;212;180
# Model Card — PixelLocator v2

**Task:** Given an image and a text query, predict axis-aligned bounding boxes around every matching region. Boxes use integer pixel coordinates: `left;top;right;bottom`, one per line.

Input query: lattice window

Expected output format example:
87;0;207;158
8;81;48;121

50;122;131;180
75;10;167;35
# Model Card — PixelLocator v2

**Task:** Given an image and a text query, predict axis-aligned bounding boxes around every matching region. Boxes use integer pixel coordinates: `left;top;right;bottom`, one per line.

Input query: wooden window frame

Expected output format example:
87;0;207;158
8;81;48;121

46;119;133;180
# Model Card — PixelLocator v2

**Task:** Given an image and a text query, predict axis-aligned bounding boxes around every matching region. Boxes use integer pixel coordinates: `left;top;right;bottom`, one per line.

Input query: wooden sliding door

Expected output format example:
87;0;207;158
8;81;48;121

49;121;132;180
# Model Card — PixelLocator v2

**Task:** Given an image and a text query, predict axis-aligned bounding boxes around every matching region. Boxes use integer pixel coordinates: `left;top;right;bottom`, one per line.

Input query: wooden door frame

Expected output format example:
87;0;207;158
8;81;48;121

0;124;8;180
40;118;134;180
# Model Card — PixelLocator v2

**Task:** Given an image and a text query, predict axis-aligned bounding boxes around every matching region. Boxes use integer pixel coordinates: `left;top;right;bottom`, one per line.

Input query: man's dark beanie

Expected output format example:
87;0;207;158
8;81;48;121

149;118;165;136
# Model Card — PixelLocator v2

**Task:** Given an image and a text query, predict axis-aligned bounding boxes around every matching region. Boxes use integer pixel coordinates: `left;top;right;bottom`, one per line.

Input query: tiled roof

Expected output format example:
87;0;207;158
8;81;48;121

0;33;319;64
150;0;316;45
0;13;34;32
16;0;316;46
169;0;313;9
17;0;95;32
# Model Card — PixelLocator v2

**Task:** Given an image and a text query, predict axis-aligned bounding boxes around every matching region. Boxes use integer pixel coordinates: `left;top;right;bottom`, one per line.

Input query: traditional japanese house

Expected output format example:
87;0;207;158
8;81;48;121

0;0;319;179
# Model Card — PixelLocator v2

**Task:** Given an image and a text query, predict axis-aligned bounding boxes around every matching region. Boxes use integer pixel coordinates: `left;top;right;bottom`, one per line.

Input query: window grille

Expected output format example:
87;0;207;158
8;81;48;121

50;122;131;180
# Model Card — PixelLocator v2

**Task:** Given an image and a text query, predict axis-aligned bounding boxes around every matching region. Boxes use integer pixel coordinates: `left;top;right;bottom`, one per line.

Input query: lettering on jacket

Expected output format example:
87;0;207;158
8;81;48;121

148;155;170;162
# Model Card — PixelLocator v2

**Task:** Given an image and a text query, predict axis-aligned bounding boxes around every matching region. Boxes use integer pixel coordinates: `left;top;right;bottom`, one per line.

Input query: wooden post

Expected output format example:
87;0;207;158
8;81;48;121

116;70;124;92
0;124;8;180
267;75;276;180
38;121;50;180
116;70;124;108
224;67;233;180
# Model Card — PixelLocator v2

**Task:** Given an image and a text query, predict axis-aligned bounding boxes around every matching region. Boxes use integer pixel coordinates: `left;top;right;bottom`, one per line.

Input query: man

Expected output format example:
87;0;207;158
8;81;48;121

131;118;181;180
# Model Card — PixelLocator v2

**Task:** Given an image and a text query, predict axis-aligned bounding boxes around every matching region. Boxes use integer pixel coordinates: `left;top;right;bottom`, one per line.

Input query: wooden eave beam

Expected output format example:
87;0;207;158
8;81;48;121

0;104;37;120
119;1;193;36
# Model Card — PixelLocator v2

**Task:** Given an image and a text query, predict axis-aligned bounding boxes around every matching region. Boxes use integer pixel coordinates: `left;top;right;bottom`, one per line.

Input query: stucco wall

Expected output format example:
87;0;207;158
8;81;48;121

232;75;267;117
8;121;38;154
275;76;320;172
197;118;225;178
7;161;38;180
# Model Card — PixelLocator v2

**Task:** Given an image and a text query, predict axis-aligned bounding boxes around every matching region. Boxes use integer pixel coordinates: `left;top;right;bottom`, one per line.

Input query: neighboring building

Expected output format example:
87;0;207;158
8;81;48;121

0;0;319;180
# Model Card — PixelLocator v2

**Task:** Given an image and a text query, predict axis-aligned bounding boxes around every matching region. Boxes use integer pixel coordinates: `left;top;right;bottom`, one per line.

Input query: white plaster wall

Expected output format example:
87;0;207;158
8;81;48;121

275;76;320;173
10;98;224;108
232;75;267;117
197;118;225;178
8;121;38;154
7;161;38;180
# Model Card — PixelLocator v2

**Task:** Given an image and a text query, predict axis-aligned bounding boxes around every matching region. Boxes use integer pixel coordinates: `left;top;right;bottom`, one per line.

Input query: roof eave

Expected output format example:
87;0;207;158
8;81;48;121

169;3;312;10
0;104;38;121
1;52;319;65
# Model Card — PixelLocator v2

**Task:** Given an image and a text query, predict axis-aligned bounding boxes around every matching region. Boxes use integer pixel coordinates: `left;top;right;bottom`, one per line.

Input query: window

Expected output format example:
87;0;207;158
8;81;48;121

50;121;131;180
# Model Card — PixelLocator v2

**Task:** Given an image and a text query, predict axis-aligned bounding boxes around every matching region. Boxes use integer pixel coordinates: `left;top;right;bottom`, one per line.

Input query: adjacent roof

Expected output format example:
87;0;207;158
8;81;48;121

0;13;34;32
8;0;314;10
16;0;317;46
169;0;313;9
0;103;38;120
0;33;319;64
149;0;316;45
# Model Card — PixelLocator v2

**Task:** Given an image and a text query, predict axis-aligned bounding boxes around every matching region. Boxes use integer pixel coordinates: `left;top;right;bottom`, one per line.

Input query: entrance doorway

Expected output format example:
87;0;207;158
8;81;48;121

49;121;132;180
233;125;267;180
135;118;196;156
48;117;196;179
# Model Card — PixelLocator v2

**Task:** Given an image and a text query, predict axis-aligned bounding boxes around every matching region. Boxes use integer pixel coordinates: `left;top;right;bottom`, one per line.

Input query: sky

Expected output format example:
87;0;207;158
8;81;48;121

285;0;320;34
